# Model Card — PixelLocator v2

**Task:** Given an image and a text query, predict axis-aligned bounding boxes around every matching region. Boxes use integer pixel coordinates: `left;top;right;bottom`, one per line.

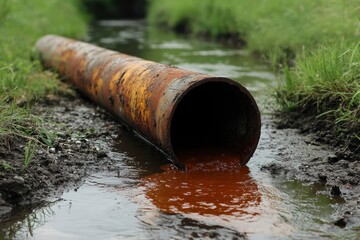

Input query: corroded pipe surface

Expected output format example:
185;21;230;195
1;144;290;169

35;35;261;165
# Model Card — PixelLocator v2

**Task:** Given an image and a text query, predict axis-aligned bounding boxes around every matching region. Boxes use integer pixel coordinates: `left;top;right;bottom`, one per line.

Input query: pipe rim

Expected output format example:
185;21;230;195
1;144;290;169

166;77;261;165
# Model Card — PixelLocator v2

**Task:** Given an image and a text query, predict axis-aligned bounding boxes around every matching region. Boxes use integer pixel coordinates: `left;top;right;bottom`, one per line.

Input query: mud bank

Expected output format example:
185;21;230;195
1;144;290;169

261;115;360;228
0;91;126;222
0;92;359;229
277;111;359;157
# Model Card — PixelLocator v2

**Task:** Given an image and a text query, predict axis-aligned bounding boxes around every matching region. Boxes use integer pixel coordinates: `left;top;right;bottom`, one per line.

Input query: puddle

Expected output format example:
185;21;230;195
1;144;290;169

143;150;261;217
1;20;359;240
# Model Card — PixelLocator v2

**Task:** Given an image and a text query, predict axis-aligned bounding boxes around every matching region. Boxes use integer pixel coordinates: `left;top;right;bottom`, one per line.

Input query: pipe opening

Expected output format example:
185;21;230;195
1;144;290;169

170;81;259;160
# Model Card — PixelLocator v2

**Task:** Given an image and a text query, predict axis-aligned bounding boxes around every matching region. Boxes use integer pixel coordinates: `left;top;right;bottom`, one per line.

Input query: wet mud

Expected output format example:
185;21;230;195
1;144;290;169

261;116;360;228
0;91;358;231
0;91;125;222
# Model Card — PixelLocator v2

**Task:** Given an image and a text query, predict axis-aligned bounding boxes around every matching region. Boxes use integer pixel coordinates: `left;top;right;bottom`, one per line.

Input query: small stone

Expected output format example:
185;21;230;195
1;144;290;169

191;232;199;238
310;157;320;162
334;218;346;228
330;186;341;196
327;154;338;164
97;151;107;158
57;132;66;138
13;175;25;183
335;151;352;161
49;148;56;153
318;174;327;182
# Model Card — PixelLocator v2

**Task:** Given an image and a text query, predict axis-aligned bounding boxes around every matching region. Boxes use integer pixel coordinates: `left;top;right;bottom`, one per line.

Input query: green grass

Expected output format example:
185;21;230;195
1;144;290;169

0;161;15;172
0;0;87;170
0;0;87;99
0;101;38;142
148;0;360;150
277;40;360;146
148;0;359;60
23;140;34;169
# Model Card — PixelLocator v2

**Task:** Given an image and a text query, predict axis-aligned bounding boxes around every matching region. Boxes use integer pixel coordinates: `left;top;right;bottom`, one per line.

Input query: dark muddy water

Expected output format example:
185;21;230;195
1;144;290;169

1;20;358;239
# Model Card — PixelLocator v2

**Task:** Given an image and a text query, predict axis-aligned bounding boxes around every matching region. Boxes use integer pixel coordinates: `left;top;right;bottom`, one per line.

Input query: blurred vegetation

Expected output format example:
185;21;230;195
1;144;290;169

0;0;86;99
81;0;146;19
0;0;87;167
148;0;360;149
148;0;359;61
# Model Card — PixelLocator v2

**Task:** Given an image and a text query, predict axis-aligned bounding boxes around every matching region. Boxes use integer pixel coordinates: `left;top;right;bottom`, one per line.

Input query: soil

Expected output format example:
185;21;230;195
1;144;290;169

261;115;360;228
277;110;359;156
0;91;126;222
0;90;359;229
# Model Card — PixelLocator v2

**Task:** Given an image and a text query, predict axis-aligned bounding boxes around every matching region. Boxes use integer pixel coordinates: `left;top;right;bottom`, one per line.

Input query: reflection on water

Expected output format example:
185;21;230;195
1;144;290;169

143;150;261;217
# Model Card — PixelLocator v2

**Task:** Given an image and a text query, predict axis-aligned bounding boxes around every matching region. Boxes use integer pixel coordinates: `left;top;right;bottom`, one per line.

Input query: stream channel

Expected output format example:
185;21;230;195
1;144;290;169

1;20;359;239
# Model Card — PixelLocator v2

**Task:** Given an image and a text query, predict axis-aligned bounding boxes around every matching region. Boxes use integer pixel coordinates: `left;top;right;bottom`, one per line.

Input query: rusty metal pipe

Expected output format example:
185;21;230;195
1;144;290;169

35;35;261;165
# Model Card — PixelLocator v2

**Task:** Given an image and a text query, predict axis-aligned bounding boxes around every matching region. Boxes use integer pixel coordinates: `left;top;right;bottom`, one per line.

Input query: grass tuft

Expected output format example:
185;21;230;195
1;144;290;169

0;160;15;172
23;140;34;169
0;0;87;170
276;40;360;146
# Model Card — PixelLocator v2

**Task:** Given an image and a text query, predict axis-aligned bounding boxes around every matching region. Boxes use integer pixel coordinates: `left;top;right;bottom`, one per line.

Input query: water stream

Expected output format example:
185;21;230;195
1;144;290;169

1;20;356;239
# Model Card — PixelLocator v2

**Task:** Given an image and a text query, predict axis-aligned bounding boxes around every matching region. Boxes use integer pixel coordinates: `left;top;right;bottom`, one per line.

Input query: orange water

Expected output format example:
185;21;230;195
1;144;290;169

142;149;261;217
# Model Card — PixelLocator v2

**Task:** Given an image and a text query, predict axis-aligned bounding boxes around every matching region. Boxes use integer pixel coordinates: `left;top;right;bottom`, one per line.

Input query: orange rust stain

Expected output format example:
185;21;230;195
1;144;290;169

109;71;122;96
142;149;261;217
74;57;86;84
56;49;76;75
92;68;100;82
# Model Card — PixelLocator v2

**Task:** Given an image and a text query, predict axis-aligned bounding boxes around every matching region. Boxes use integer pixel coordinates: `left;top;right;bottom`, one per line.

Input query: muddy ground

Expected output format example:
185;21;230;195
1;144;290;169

0;91;359;229
261;116;360;228
0;91;126;221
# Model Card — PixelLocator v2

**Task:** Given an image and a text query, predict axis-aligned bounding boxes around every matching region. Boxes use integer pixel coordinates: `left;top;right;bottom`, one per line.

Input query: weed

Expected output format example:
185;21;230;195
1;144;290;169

0;160;15;172
85;127;96;137
0;99;37;141
23;141;34;169
39;128;56;148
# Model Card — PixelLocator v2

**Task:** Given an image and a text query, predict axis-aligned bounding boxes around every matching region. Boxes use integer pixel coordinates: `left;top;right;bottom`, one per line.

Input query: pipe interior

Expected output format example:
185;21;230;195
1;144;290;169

170;82;258;157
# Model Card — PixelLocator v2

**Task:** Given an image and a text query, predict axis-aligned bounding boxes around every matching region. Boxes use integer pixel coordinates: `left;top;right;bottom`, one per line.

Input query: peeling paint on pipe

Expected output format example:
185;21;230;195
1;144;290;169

35;35;261;165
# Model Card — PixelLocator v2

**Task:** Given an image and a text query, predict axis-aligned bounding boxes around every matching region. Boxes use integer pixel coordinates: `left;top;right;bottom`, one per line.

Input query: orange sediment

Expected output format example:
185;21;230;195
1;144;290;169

142;149;261;217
